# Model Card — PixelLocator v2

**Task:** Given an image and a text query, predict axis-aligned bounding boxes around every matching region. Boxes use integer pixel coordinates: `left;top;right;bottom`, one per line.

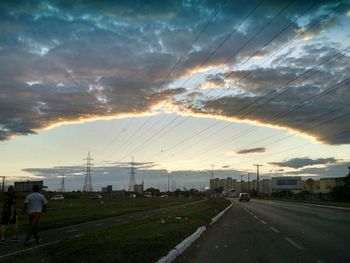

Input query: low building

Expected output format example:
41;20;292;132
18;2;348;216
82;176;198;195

101;185;113;193
302;178;320;193
271;176;302;193
260;179;272;195
14;180;44;192
320;177;345;193
134;183;144;194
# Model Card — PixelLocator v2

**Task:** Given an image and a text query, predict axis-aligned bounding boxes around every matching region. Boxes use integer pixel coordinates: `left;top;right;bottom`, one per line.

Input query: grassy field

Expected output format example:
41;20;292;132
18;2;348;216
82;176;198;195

1;192;202;234
5;198;230;263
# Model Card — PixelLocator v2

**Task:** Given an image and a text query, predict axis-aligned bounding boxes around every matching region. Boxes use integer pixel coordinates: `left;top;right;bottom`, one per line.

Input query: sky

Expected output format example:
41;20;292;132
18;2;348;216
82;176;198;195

0;0;349;191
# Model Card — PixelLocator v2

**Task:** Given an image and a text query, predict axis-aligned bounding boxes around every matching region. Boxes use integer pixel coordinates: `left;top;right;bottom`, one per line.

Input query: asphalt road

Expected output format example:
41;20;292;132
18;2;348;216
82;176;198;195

176;199;350;263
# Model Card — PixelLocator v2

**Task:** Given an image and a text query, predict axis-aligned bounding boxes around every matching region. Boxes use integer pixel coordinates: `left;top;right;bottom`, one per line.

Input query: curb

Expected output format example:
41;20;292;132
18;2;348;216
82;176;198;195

157;226;206;263
210;201;233;226
156;200;233;263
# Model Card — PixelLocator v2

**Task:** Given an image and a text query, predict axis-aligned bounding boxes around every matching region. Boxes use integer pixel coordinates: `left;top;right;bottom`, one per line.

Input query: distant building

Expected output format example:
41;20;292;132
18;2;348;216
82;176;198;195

134;183;144;194
260;179;272;195
319;177;345;193
14;180;44;192
210;178;220;190
210;177;237;192
271;176;302;193
302;178;320;193
102;185;113;193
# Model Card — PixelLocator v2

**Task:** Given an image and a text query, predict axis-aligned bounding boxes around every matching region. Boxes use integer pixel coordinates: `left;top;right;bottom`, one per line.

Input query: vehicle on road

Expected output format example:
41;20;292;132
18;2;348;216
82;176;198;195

51;194;64;200
92;194;102;199
238;193;250;202
143;192;152;198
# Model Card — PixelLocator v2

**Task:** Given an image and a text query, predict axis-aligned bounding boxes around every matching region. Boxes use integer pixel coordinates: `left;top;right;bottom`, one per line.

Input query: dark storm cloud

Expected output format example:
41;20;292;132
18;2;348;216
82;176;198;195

236;147;266;155
196;43;350;144
284;161;349;178
269;157;338;169
0;0;348;141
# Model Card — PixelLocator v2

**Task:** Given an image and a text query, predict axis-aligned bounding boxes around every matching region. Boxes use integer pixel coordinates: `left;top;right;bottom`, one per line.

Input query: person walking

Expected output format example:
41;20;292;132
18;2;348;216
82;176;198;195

22;185;47;245
0;186;18;242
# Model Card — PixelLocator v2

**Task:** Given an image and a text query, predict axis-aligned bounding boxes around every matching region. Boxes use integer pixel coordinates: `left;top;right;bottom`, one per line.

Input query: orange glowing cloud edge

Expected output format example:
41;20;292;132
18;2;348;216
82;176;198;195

11;98;322;146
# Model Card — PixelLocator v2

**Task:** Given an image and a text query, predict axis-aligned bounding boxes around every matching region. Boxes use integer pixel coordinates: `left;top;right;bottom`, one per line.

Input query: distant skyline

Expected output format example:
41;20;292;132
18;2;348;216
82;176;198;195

0;0;349;191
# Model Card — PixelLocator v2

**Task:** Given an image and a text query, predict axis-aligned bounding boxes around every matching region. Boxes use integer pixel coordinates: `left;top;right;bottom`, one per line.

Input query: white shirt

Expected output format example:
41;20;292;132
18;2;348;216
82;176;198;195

24;192;48;214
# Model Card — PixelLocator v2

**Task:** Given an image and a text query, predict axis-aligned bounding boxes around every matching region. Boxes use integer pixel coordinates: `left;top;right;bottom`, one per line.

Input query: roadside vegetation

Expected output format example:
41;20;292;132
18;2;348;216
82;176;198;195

0;192;202;234
5;198;230;263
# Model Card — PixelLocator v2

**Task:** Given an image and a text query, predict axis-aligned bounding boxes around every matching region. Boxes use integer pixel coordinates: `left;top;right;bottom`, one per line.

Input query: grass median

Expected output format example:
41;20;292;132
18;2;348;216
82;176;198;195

1;193;202;234
5;197;231;263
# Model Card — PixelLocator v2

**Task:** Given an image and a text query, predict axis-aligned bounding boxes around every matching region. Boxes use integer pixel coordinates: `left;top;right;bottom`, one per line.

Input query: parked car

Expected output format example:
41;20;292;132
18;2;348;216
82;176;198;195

92;194;102;199
239;193;251;202
51;194;64;200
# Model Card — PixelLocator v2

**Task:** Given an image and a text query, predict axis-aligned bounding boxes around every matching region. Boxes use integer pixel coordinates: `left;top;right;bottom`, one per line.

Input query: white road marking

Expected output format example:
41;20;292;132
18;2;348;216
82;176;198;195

284;237;304;250
0;240;61;258
270;227;280;233
260;220;267;225
254;216;259;220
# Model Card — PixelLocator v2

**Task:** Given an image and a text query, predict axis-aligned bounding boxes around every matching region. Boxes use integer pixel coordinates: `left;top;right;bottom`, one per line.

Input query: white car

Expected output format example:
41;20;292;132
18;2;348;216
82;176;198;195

51;194;64;200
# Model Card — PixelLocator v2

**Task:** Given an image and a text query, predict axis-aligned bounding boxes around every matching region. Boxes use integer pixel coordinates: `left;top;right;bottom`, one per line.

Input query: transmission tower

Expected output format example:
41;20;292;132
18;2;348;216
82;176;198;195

83;152;93;192
128;156;136;191
60;174;65;193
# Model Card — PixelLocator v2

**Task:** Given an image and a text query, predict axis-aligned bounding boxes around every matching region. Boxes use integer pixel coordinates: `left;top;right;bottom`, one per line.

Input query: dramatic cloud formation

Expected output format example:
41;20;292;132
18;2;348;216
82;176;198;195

284;161;349;178
269;157;338;169
236;147;266;155
194;43;350;145
1;0;349;145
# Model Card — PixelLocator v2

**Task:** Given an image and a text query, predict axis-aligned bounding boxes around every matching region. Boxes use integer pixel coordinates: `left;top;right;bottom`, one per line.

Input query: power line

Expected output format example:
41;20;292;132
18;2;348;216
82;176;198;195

158;47;349;161
229;128;350;167
165;0;229;79
99;0;233;161
115;0;298;162
147;1;342;161
179;0;265;88
118;0;332;162
196;77;350;163
234;102;350;151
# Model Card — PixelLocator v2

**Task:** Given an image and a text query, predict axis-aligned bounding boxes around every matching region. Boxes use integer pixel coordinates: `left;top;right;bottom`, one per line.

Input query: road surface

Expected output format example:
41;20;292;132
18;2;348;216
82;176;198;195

176;199;350;263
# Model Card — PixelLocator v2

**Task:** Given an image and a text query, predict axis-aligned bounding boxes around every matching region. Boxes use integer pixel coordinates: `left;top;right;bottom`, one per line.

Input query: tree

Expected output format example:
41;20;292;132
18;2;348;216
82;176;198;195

331;167;350;201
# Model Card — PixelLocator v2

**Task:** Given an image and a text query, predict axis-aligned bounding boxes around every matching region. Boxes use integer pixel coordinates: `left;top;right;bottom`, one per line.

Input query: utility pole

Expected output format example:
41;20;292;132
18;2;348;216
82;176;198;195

254;164;263;193
0;176;6;192
167;173;170;192
60;174;65;193
247;173;251;192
